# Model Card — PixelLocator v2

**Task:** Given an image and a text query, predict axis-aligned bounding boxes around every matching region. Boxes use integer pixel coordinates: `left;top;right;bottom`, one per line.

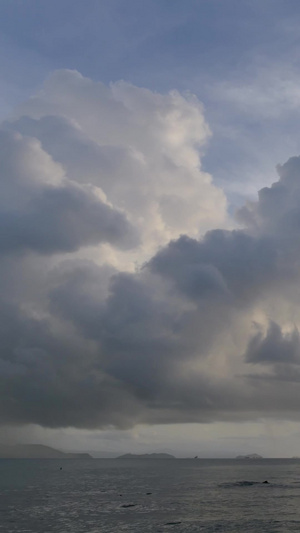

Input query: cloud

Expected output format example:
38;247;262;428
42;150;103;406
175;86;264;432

245;321;300;365
214;64;300;120
148;231;277;304
0;129;138;254
3;70;300;431
12;70;228;253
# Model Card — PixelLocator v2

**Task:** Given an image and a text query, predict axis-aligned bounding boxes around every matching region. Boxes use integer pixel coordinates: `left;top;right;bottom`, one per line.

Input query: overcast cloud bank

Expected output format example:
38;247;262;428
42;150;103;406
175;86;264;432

1;70;300;432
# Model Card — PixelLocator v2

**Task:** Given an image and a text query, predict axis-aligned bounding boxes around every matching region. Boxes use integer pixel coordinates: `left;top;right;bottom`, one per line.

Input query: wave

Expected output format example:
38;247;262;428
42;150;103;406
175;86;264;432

219;480;270;488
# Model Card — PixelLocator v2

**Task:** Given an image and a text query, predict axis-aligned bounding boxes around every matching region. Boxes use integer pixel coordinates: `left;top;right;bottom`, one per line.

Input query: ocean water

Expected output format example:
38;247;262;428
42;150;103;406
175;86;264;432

1;458;300;532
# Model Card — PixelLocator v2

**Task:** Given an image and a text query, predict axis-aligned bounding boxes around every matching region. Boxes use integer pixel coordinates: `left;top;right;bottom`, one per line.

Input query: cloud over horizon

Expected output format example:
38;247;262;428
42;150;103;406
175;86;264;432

2;70;300;433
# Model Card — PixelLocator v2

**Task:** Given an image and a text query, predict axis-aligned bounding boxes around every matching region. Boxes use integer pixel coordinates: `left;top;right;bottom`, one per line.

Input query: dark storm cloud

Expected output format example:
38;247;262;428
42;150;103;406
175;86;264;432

245;321;300;365
50;268;194;400
238;156;300;244
149;230;277;303
0;298;141;429
0;183;138;254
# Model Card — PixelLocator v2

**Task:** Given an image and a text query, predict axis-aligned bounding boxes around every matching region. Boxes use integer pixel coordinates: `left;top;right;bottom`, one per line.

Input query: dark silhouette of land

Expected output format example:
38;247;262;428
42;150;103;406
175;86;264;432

116;453;175;459
235;454;263;460
0;444;92;459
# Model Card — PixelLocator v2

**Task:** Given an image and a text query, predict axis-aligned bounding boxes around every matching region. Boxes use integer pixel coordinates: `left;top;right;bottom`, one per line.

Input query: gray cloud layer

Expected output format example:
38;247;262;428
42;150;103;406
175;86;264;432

2;71;300;431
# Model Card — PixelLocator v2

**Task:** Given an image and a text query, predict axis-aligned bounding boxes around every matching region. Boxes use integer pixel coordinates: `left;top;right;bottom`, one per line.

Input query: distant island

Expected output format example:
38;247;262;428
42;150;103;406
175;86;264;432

0;444;92;459
235;454;263;460
116;453;175;459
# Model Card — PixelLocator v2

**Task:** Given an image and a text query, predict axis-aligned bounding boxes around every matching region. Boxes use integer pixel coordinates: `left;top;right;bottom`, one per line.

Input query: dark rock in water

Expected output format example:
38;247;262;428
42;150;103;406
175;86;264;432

165;521;182;525
146;492;152;495
60;467;62;470
262;480;269;484
121;503;136;508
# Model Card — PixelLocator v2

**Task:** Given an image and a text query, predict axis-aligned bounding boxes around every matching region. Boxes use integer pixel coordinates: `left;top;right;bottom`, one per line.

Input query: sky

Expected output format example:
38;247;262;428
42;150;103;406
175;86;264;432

2;0;300;457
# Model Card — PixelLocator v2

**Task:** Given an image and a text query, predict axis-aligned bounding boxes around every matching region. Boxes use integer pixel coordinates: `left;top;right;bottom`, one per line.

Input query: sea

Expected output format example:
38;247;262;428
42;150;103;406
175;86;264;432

1;458;300;532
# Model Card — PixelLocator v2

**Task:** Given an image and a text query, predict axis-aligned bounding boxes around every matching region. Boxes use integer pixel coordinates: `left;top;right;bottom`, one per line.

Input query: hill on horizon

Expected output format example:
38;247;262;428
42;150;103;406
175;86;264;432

116;453;176;459
0;443;92;459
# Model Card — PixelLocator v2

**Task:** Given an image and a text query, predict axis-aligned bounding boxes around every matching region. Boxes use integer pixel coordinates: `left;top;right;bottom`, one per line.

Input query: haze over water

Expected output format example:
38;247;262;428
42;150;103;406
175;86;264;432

1;458;300;532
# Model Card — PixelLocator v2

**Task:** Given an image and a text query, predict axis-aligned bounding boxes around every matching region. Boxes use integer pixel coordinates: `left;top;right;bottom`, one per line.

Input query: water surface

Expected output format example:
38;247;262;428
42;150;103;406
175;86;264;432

1;458;300;532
